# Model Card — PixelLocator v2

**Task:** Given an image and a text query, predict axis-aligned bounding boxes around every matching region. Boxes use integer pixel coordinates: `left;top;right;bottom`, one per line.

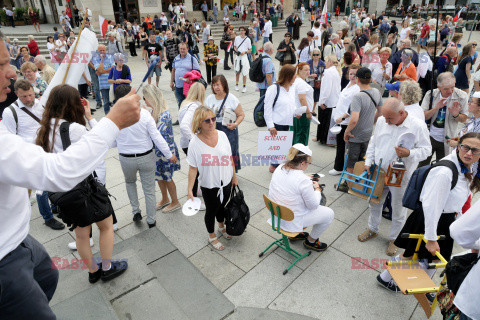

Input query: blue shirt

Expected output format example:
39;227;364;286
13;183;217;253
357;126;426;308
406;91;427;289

201;3;208;11
173;53;199;88
213;5;218;14
92;53;115;90
257;53;275;89
108;66;132;91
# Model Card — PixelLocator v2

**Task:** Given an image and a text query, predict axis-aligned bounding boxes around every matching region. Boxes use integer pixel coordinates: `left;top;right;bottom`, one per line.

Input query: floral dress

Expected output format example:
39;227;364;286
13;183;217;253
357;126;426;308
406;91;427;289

33;78;48;98
155;110;180;181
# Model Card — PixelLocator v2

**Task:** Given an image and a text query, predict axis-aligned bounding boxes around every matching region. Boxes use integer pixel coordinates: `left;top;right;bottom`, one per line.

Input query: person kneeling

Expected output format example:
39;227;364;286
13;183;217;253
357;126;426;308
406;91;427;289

268;144;334;251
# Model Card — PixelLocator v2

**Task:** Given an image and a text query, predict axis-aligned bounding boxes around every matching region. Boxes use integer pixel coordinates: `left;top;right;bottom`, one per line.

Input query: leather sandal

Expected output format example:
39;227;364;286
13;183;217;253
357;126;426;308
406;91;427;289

358;229;378;242
220;228;232;240
208;237;225;251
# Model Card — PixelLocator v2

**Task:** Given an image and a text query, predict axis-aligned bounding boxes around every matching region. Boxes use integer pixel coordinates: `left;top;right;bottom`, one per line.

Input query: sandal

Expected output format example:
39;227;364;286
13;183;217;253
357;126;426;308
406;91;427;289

358;229;378;242
220;228;232;240
156;201;170;210
208;237;225;251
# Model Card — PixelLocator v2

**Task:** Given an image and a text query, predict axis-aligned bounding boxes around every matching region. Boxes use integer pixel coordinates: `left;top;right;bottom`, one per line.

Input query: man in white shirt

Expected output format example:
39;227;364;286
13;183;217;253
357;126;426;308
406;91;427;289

201;20;211;48
234;27;252;93
262;16;273;44
0;31;142;319
323;33;339;58
358;97;432;256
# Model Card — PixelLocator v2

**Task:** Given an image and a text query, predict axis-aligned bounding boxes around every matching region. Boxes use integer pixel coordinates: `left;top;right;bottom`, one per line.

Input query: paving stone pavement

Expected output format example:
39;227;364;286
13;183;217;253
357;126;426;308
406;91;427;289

24;16;480;319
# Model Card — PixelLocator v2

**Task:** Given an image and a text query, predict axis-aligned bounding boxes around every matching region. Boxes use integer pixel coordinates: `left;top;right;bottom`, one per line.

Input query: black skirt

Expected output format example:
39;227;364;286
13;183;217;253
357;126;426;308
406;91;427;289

394;208;456;262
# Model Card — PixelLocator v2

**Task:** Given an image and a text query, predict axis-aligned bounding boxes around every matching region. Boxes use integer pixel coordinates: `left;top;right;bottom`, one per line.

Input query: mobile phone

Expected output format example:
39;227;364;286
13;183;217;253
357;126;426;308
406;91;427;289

81;98;87;106
311;173;320;182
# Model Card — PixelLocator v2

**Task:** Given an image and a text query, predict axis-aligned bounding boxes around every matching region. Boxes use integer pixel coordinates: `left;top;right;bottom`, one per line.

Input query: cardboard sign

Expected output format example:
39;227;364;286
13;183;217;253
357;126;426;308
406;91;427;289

257;131;293;163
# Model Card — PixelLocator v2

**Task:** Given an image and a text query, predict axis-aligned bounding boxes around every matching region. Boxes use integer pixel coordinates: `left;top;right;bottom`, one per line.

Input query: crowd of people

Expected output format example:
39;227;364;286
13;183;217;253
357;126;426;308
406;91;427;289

0;3;480;320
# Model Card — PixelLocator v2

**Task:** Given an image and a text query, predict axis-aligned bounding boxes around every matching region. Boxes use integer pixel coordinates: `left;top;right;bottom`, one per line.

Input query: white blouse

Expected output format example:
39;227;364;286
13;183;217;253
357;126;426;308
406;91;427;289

369;61;393;86
205;93;239;124
268;164;321;232
331;82;360;125
421;151;469;241
179;101;200;149
264;84;295;129
318;66;341;109
293;77;314;112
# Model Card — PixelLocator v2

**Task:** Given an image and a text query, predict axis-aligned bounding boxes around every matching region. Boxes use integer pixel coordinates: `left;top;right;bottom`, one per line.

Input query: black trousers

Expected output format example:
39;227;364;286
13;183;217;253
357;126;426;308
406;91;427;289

224;49;233;68
78;83;89;99
316;107;333;144
0;235;58;319
419;136;445;167
203;10;208;20
206;64;217;84
183;147;200;197
334;125;348;171
128;41;137;56
201;182;232;233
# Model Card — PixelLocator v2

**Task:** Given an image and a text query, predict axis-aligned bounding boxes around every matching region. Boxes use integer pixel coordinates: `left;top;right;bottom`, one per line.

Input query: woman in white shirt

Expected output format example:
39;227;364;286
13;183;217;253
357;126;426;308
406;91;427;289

268;144;334;251
399;80;425;121
296;38;311;63
378;132;480;293
264;64;296;173
315;55;341;145
362;34;381;68
292;62;314;145
398;20;411;45
187;106;239;251
35;84;126;283
311;21;322;49
206;75;245;172
179;82;205;201
369;47;393;95
329;64;361;175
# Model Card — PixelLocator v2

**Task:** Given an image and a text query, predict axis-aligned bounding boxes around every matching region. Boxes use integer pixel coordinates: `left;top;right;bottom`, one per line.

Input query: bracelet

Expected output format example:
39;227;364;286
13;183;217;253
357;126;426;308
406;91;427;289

453;114;459;119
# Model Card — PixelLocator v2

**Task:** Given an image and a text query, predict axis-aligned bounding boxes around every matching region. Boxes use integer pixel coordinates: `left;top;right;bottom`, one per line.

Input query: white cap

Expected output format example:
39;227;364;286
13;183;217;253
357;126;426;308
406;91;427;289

473;91;480;99
292;143;312;156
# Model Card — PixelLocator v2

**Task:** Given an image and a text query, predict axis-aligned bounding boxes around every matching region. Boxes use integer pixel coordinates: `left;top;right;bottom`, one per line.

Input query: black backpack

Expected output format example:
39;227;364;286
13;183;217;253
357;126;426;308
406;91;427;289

249;55;269;83
48;122;114;231
445;252;480;295
225;186;250;236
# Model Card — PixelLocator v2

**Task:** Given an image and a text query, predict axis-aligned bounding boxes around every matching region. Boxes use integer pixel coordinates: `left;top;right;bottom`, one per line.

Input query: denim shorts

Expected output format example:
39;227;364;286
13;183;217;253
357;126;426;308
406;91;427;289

147;66;162;78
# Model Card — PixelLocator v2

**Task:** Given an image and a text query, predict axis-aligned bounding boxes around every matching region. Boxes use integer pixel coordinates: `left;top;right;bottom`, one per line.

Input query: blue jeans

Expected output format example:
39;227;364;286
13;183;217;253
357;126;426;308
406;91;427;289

174;87;185;108
263;37;269;44
36;191;53;222
89;66;102;106
100;88;110;114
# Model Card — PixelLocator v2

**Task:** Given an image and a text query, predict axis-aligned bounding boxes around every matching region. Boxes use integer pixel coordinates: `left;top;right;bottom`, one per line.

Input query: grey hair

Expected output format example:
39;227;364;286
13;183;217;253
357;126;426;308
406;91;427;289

34;55;47;65
399;80;422;105
263;41;274;53
402;49;414;59
384;97;405;113
113;52;126;62
331;33;339;40
28;35;34;41
437;72;456;87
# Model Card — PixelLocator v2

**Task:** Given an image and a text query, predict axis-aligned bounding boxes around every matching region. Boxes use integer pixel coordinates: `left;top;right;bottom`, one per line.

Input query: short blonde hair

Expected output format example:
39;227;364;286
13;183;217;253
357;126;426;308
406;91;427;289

369;34;379;44
191;106;215;134
28;35;34;41
20;62;37;74
181;82;206;108
143;84;168;122
399;80;423;105
379;47;392;55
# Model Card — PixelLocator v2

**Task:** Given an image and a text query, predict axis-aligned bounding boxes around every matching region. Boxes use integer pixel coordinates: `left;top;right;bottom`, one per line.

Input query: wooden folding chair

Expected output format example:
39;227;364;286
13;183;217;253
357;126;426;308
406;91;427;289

386;233;448;318
259;194;311;275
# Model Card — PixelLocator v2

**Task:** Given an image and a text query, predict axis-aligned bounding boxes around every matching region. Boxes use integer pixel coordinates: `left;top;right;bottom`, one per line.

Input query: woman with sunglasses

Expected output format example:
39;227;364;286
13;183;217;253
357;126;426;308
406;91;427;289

377;132;480;294
187;106;239;251
222;25;234;70
276;32;296;66
307;48;326;115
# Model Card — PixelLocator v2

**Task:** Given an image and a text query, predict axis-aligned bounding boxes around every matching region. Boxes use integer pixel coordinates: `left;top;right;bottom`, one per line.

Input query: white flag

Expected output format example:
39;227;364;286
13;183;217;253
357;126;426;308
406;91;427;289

319;1;328;24
40;28;99;106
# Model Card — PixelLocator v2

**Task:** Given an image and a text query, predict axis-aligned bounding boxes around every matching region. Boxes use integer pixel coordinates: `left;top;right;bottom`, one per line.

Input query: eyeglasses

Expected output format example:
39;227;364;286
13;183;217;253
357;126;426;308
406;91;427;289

203;116;217;124
313;54;320;56
344;42;350;45
474;44;478;47
460;144;480;155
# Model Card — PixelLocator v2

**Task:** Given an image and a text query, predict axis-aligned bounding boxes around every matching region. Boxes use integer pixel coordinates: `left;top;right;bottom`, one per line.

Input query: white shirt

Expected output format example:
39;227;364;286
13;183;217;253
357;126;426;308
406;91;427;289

179;101;200;149
365;114;432;183
0;118;119;261
311;27;322;48
234;35;251;53
268;164;321;232
422;151;469;241
399;27;411;42
186;130;233;189
417;53;433;80
450;199;480;319
47;42;55;60
264;84;295;128
263;20;272;37
161;16;168;25
206;93;239;124
1;99;44;143
323;42;337;59
404;103;425;121
55;39;67;53
318;66;341;108
331;82;360;125
115;108;173;159
369;61;393;86
362;42;378;68
297;46;312;63
293;78;314;112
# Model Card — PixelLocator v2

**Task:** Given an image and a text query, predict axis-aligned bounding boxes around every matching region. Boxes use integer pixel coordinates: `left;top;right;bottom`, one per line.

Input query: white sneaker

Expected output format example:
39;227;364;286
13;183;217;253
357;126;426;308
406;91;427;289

68;238;94;250
235;85;239;91
329;169;342;176
113;223;118;231
242;86;246;93
199;202;206;211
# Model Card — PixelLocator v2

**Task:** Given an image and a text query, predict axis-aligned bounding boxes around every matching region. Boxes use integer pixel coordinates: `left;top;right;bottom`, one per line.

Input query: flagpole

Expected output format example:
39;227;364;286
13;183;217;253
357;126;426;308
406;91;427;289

429;0;440;112
468;12;478;42
62;11;89;84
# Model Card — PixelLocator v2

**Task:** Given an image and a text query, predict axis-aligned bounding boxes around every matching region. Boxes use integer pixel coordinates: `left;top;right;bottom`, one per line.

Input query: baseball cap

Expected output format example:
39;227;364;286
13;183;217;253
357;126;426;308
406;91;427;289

356;67;372;80
385;81;401;92
208;36;214;41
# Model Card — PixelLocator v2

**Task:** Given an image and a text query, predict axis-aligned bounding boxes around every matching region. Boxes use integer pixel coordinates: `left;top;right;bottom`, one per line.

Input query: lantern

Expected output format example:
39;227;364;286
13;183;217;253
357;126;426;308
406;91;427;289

385;158;406;187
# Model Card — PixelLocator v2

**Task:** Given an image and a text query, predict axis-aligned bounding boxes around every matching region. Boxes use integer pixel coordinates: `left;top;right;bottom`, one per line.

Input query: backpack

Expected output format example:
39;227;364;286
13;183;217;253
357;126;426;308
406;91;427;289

224;186;250;236
402;160;458;210
249;55;269;83
445;252;480;295
48;122;114;231
253;83;280;127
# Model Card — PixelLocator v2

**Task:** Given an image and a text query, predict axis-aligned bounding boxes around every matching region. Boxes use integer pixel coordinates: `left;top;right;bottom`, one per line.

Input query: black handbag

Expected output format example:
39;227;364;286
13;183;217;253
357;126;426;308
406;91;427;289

48;122;114;231
224;185;250;236
445;252;480;295
275;51;285;61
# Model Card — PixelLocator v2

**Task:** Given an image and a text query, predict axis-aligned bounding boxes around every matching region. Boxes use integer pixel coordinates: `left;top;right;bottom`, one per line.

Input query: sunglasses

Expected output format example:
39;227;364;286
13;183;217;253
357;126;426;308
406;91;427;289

460;144;480;155
203;116;217;124
313;54;320;56
473;44;478;47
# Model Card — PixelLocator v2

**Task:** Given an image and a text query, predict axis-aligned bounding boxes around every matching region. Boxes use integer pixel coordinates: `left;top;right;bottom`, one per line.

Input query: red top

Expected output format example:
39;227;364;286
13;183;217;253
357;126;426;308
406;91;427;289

66;7;72;18
420;25;430;38
28;40;40;56
336;6;340;14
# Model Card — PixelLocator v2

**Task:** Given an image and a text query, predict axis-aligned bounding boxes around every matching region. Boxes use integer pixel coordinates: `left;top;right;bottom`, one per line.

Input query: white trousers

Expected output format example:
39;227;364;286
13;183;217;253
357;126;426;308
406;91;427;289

368;185;408;240
303;206;335;240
